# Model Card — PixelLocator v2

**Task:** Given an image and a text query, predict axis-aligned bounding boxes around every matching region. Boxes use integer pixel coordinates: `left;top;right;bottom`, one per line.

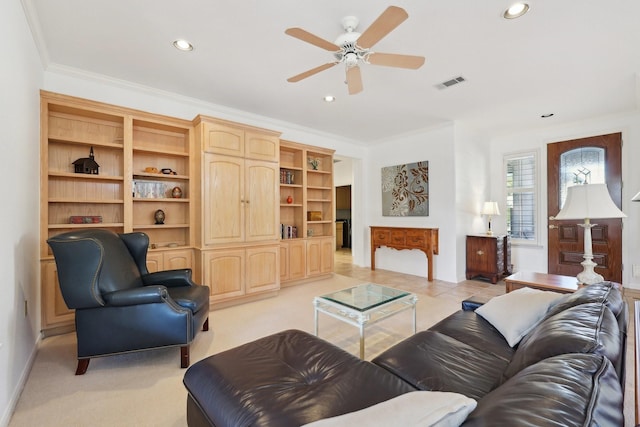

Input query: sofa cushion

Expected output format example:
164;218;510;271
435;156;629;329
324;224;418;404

183;329;415;427
428;310;515;362
373;329;509;401
302;391;477;427
545;281;623;318
503;302;620;380
461;354;624;426
475;287;563;347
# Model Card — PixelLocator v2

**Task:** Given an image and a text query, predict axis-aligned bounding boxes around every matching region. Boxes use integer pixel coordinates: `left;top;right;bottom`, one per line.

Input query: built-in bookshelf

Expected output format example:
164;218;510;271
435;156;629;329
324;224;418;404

279;140;335;284
40;91;194;332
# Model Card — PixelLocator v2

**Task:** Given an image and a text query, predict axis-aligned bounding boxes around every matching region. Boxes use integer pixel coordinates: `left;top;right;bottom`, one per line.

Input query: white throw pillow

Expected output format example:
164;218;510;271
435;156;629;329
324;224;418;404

476;286;563;347
302;391;477;427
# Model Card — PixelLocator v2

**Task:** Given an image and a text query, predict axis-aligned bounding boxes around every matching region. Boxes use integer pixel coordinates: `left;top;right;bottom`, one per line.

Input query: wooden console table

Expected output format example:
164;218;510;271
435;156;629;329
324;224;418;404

370;226;439;281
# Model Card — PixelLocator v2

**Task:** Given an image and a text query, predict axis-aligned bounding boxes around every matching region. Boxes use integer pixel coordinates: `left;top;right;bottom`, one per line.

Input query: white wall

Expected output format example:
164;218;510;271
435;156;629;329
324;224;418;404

333;157;353;187
0;1;43;425
453;125;492;281
43;70;368;159
489;111;640;289
365;124;459;282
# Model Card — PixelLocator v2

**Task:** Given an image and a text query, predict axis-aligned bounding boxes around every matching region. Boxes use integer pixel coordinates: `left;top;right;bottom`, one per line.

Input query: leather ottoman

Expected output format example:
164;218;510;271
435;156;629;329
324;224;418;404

183;329;415;427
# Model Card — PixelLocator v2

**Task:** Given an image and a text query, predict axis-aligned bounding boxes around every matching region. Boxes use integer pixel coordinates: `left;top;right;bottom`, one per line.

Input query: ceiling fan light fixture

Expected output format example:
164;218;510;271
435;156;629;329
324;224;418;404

344;52;359;68
172;39;193;51
503;2;530;19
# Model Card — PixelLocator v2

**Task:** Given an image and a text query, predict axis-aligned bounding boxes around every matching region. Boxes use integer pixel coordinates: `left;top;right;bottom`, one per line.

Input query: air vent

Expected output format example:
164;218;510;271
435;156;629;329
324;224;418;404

436;76;466;90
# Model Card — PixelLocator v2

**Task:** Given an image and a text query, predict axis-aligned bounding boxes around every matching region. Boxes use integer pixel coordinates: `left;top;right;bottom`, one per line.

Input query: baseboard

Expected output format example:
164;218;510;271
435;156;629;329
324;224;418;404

0;333;41;427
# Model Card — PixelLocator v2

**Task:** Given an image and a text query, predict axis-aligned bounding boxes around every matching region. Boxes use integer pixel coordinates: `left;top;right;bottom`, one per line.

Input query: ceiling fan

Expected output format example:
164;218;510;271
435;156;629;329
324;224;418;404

285;6;425;95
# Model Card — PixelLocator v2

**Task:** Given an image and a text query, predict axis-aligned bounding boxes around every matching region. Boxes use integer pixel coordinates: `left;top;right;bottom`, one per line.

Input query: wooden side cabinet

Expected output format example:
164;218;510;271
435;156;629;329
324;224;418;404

465;234;512;284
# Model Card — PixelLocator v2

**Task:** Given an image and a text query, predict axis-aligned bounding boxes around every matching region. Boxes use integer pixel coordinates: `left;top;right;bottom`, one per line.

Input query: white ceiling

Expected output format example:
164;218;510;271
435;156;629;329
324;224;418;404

24;0;640;143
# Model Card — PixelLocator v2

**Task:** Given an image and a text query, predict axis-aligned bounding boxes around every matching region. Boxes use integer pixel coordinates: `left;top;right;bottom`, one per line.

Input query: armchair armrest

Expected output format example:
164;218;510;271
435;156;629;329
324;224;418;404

103;285;168;306
142;269;196;288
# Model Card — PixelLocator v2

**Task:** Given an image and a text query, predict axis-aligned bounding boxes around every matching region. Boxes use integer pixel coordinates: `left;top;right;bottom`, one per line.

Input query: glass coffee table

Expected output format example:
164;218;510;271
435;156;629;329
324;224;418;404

313;283;418;359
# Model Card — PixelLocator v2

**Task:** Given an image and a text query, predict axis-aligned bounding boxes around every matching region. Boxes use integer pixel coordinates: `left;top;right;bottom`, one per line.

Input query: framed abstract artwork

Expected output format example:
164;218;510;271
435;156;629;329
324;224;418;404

381;160;429;216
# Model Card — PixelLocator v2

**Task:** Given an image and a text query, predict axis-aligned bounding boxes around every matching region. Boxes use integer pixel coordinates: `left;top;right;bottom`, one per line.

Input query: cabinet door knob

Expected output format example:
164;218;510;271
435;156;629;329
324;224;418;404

476;250;484;256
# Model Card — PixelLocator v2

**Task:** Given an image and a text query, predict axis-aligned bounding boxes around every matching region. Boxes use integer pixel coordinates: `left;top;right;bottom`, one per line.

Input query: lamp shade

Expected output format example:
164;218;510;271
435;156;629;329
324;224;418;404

632;191;640;202
481;201;500;216
554;183;626;220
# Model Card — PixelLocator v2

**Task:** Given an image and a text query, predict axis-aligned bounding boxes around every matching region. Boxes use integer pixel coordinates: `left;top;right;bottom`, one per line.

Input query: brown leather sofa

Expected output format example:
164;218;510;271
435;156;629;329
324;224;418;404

183;282;627;426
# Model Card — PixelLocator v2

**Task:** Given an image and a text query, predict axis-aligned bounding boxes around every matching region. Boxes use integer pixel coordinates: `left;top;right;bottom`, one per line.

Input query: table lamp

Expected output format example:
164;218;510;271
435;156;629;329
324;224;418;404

481;201;500;236
633;191;640;202
553;183;625;285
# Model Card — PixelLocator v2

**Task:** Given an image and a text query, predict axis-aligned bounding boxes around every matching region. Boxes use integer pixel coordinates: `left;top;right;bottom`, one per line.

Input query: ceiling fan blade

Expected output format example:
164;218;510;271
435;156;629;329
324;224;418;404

368;52;425;69
285;28;340;51
357;6;409;49
287;62;338;83
346;66;363;95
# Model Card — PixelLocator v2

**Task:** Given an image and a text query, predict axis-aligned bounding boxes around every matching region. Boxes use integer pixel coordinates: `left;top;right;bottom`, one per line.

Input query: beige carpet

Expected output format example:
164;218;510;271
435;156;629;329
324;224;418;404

8;274;462;427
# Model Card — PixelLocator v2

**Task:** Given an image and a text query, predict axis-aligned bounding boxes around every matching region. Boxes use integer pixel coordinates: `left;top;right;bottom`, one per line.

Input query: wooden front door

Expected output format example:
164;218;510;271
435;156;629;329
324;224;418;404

547;133;622;282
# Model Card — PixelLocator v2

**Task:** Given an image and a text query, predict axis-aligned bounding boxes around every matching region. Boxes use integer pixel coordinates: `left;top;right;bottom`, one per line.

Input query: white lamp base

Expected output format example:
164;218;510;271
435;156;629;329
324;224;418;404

576;220;604;285
576;259;604;285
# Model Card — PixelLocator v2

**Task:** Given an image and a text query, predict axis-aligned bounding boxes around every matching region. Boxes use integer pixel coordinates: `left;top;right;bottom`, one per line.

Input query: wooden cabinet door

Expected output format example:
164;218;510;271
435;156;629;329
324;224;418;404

306;239;322;276
466;236;496;273
203;122;244;156
245;131;279;162
289;240;306;280
336;186;351;209
245;159;278;242
280;240;307;283
280;243;290;282
306;238;334;277
146;252;163;273
203;249;245;301
466;235;508;284
246;245;279;294
41;261;74;329
320;237;334;274
203;154;244;244
164;249;193;270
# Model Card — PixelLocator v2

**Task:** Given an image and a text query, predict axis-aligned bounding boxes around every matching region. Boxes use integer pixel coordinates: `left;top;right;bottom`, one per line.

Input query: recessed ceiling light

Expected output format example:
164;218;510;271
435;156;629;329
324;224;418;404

503;2;530;19
173;39;193;51
541;113;554;118
323;95;336;103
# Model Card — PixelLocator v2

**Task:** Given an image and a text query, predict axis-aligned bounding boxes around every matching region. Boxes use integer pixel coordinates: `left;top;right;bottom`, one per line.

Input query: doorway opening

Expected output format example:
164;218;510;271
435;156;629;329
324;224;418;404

334;156;353;266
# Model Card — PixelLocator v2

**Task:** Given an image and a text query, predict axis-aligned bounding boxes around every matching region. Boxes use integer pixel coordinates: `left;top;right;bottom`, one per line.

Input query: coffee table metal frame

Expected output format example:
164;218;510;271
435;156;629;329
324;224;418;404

313;283;418;359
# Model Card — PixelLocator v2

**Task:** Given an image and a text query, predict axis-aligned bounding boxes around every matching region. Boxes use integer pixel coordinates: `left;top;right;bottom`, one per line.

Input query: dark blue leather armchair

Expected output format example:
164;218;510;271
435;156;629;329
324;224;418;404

47;229;210;375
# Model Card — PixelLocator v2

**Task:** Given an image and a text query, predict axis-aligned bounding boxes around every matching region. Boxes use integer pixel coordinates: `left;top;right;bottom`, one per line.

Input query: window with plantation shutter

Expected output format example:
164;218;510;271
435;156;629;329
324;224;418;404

505;152;537;243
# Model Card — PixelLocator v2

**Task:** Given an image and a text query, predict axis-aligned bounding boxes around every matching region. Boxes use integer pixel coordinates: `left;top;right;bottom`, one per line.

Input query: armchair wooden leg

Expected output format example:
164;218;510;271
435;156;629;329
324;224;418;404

203;317;209;331
181;345;190;368
76;358;90;375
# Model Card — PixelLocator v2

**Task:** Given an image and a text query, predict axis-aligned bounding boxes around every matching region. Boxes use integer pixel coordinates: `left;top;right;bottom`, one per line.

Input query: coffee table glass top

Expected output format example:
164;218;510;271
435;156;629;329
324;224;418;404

317;283;410;312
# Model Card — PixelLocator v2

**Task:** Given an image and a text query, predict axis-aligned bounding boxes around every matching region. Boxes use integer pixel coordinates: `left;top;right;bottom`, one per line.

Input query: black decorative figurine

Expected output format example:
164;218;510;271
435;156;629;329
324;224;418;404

73;147;100;174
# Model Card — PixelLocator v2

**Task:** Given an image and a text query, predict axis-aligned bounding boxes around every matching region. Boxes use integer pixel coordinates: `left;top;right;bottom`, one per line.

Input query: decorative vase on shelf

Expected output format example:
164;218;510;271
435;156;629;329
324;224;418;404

154;209;165;225
171;186;183;198
286;195;293;204
308;158;320;170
